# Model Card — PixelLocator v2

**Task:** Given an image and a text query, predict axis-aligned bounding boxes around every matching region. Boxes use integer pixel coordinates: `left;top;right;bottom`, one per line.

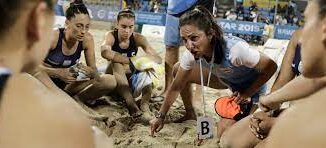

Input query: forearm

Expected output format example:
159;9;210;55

38;64;59;77
33;70;63;92
112;54;130;64
266;76;326;104
159;83;184;115
101;50;130;64
271;73;295;92
159;90;179;115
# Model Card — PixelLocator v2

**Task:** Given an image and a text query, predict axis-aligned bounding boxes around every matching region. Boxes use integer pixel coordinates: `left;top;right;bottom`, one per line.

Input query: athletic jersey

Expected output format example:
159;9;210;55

167;0;213;16
44;28;84;68
180;35;262;92
0;67;11;101
167;0;197;15
292;44;302;76
111;29;138;58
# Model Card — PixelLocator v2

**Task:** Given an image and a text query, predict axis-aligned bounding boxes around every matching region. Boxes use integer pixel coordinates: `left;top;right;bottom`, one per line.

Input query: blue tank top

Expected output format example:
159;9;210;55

0;68;11;101
292;44;302;76
44;28;84;68
111;30;138;57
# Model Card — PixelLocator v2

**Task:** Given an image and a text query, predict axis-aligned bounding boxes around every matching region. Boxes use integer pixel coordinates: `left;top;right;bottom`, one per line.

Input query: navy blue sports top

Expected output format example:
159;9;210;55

292;44;302;76
44;28;84;68
111;29;138;58
0;68;11;101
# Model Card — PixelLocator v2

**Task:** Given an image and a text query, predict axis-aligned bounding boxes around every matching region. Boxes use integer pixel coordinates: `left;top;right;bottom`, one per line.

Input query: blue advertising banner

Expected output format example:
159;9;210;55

217;19;266;36
274;25;299;40
86;5;118;22
136;12;166;26
86;5;166;26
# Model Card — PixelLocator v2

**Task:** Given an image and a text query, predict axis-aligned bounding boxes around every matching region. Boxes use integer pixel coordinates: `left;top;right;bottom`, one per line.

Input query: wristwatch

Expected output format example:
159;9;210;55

155;112;165;119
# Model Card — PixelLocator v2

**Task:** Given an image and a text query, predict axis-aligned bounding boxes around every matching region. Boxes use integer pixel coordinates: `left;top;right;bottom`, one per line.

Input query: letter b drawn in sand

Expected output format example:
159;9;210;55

197;117;214;139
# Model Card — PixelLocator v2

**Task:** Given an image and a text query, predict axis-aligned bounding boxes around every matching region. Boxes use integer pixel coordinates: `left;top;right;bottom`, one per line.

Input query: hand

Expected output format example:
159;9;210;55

54;68;77;83
149;118;164;137
76;64;97;79
232;91;250;104
101;45;115;60
258;95;281;112
249;111;275;139
150;55;162;64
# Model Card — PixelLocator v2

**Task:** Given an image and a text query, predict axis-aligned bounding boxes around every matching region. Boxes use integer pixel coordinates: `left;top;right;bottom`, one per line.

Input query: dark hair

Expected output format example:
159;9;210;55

65;0;89;20
117;9;135;21
179;6;225;64
317;0;326;18
0;0;54;37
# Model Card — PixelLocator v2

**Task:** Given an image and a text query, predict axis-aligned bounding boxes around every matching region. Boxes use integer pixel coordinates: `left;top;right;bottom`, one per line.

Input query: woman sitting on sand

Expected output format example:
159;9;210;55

101;9;162;118
36;0;117;105
150;6;277;138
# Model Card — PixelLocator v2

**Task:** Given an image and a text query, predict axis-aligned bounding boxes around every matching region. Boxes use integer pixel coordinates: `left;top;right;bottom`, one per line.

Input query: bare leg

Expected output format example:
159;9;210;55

162;46;179;96
219;116;262;148
140;84;154;121
217;118;237;139
66;74;117;101
111;63;141;117
33;71;109;121
173;63;227;122
140;84;153;113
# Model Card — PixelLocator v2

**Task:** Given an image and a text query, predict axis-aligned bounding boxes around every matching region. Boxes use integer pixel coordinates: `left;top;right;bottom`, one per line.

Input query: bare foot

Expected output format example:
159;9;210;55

126;102;142;118
130;110;143;119
140;111;154;124
140;103;150;112
174;113;197;123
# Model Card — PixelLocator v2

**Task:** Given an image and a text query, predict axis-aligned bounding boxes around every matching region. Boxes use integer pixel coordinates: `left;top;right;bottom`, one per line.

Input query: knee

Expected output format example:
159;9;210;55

219;129;248;148
172;63;180;77
166;45;179;52
113;73;129;87
219;132;233;148
96;74;117;90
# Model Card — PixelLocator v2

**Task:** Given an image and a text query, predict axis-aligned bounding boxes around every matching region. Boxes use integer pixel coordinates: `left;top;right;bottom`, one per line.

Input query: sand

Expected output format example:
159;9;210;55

78;20;287;148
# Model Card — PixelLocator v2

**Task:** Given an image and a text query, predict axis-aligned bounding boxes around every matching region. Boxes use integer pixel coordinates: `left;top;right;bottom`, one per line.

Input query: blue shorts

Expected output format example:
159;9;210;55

54;4;64;16
164;14;181;47
228;81;267;104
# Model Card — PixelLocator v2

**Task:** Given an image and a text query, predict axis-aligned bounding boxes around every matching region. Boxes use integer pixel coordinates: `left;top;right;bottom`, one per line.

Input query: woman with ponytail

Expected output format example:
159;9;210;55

36;0;117;105
150;6;277;138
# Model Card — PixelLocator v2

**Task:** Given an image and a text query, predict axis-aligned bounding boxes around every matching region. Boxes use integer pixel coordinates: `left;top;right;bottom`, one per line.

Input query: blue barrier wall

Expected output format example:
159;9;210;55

274;25;299;40
68;4;299;40
217;19;266;36
87;5;166;26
